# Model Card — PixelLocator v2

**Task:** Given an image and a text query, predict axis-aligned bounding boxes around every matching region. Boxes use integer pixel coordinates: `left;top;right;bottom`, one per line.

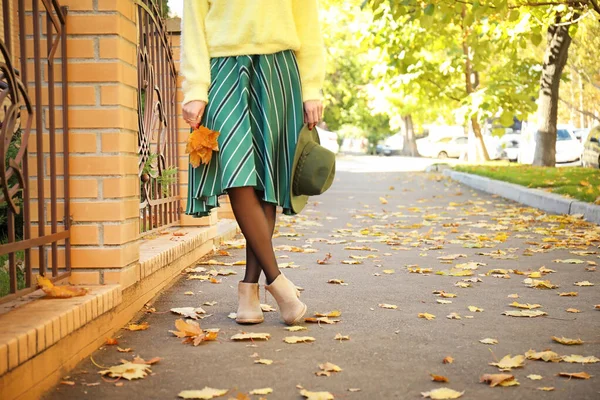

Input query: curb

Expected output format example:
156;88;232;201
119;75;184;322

443;170;600;225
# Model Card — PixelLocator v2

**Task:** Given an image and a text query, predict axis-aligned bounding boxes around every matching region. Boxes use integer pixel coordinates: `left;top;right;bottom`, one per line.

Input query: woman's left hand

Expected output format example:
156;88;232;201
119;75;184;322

304;100;323;130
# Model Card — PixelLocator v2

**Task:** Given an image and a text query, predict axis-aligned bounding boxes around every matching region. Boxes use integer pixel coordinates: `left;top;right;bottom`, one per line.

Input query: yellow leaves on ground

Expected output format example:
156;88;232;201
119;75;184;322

553;259;585;264
314;310;341;318
99;360;155;380
316;362;342;376
437;254;467;261
523;278;558;289
558;292;578;296
260;304;276;312
525;349;561;362
382;269;395;274
561;355;599;364
436;299;452;304
455;262;485;270
169;319;218;346
419;313;436;320
446;312;461;320
442;356;454;364
317;253;332;264
334;333;350;341
558;372;592;379
479;338;498;345
178;387;228;399
230;332;271;341
527;374;543;380
186;126;220;167
106;338;118;345
467;306;483;312
566;308;581;313
421;387;464;399
283;336;316;344
574;281;594;286
36;275;88;298
126;322;150;331
249;388;273;395
489;355;525;371
537;387;555;391
285;326;308;332
433;290;457;298
170;307;206;320
254;359;273;365
379;303;398;309
509;302;541;309
299;388;334;400
341;259;362;265
379;196;388;204
327;279;348;285
408;266;433;274
480;373;518;387
502;310;547;318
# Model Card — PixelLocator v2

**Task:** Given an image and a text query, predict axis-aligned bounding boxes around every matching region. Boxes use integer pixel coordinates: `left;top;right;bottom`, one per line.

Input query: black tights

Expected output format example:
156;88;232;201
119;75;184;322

227;187;281;284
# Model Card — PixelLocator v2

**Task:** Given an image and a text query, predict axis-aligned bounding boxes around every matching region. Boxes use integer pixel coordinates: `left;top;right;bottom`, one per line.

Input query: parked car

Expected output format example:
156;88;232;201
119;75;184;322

316;127;339;154
582;125;600;168
573;128;591;143
518;126;582;165
381;133;404;156
498;133;521;162
419;136;468;159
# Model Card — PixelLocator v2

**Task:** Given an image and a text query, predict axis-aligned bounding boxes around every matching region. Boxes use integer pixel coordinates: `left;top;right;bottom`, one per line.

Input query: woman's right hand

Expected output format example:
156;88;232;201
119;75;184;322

183;100;207;129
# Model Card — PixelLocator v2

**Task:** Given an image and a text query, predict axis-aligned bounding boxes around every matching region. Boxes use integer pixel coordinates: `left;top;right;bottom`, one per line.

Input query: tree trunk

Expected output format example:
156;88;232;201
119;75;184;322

401;114;419;157
533;17;573;166
578;73;585;128
462;9;489;162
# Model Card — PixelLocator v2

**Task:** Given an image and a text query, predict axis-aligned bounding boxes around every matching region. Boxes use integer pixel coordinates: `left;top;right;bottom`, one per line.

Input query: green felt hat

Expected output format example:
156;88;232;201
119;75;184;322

290;126;336;213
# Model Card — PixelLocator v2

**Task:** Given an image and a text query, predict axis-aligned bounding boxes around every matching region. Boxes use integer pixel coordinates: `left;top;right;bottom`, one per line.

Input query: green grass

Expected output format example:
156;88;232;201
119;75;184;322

0;250;26;298
454;164;600;203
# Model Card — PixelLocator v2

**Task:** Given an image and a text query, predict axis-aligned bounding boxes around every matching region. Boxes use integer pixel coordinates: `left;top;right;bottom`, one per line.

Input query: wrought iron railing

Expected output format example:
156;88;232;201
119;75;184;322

136;0;180;234
0;0;70;303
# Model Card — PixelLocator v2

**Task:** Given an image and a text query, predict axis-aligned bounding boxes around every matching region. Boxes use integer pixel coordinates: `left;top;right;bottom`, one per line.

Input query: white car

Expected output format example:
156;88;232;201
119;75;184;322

419;136;468;159
518;126;582;165
316;127;339;154
382;133;404;156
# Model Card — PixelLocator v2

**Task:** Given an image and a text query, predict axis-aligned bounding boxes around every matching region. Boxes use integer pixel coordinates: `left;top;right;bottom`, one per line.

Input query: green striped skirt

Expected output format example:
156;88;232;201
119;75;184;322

185;50;304;217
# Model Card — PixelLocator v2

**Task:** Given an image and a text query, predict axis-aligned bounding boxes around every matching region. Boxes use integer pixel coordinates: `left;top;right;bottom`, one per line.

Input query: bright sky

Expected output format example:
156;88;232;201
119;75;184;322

168;0;183;17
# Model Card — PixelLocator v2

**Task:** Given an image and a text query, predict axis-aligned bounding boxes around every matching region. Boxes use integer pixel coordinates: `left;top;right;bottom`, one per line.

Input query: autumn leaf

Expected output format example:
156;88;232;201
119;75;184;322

574;281;594;286
524;278;558;289
502;310;547;318
527;374;543;380
99;361;151;380
467;306;483;312
566;308;581;313
317;253;332;264
126;322;149;331
318;362;342;373
430;374;449;382
106;338;118;346
117;347;132;353
552;336;583;345
379;197;388;204
254;359;273;365
525;349;561;362
314;310;342;318
537;387;555;391
558;292;578;296
327;279;348;285
260;304;276;312
408;266;433;274
178;387;228;399
489;355;525;371
341;259;362;265
479;338;498;345
299;388;334;400
36;275;89;299
283;336;315;344
561;355;599;363
249;388;273;395
553;259;584;264
419;313;436;320
437;254;467;261
379;303;398;310
285;326;308;332
442;356;454;364
186;126;220;167
436;299;452;304
480;373;517;387
421;387;464;399
558;371;592;379
230;332;270;341
509;301;541;309
170;307;206;320
334;333;350;341
169;319;218;346
305;316;340;324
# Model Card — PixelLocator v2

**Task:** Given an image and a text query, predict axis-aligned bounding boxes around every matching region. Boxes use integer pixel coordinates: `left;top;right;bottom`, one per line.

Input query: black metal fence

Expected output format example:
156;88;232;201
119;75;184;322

0;0;70;303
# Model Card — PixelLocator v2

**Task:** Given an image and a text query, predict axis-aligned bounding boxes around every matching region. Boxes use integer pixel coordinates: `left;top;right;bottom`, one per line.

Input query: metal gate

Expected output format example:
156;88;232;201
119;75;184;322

0;0;70;303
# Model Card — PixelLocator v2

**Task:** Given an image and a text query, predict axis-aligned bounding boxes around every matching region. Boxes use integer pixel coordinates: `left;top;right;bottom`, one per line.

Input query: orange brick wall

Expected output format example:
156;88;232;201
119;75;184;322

58;0;141;285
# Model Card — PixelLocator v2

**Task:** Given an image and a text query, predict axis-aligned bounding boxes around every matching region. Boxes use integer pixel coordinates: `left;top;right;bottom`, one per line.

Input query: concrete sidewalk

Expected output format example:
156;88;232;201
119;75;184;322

44;160;600;400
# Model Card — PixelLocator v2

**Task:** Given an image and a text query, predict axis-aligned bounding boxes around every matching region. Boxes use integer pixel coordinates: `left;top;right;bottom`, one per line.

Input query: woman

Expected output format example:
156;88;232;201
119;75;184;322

181;1;326;325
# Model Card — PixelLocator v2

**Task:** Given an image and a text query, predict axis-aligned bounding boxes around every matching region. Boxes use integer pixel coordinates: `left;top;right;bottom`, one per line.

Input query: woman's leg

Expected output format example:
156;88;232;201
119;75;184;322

243;201;277;283
229;187;281;284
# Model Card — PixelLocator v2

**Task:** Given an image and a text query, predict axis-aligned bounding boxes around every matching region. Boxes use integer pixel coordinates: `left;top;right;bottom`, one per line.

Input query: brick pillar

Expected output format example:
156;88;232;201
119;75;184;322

167;17;218;227
60;0;140;287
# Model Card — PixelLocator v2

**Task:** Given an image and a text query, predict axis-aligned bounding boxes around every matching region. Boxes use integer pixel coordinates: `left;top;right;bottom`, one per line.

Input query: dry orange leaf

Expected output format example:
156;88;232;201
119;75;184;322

169;319;218;346
558;371;591;379
442;356;454;364
431;373;449;382
480;373;518;387
317;253;332;265
106;338;118;346
186;126;220;167
37;275;88;299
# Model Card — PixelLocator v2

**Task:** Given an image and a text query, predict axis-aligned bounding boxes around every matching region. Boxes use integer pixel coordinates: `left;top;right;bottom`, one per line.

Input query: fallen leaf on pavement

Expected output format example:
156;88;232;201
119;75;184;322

527;374;543;380
489;355;525;371
437;254;467;261
99;361;151;380
315;310;342;318
170;307;206;320
437;299;453;304
254;359;273;365
566;308;581;313
260;304;276;312
348;388;361;392
299;388;334;400
442;356;454;364
379;303;398;309
525;349;561;362
286;326;308;332
419;313;436;320
60;381;75;386
467;306;483;312
230;333;271;341
479;373;517;387
553;259;584;264
421;387;464;399
106;338;118;345
184;291;194;295
204;301;218;306
561;355;599;363
169;319;218;346
446;313;461;319
574;281;594;286
305;317;340;324
126;322;149;331
479;338;498;345
132;356;161;365
117;347;132;353
558;292;578;296
502;310;547;318
430;374;449;382
509;302;541;309
507;294;519;298
327;279;348;285
537;387;555;391
524;279;558;289
317;253;332;265
178;387;228;399
284;336;316;344
558;372;591;379
319;362;342;374
249;388;273;395
334;333;350;341
341;260;362;265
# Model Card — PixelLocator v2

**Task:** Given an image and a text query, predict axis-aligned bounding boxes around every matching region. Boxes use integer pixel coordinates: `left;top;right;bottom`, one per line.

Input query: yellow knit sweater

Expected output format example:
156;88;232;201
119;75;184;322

181;0;326;105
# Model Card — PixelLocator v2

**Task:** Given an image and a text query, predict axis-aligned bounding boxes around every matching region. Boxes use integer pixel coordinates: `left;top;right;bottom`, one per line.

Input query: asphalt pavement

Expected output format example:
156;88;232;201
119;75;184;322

44;156;600;400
